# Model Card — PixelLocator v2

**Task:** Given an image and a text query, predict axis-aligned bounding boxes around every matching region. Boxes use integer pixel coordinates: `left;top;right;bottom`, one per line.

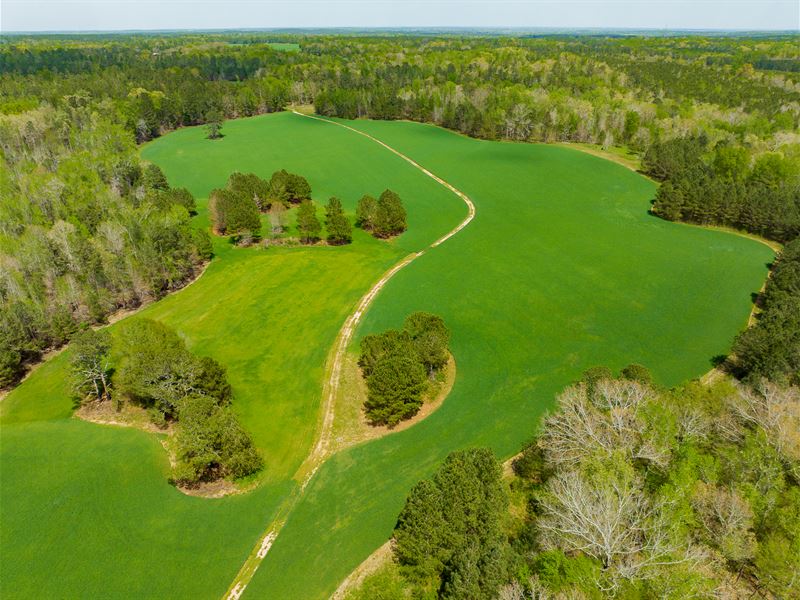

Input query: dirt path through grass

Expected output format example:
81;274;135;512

222;112;475;600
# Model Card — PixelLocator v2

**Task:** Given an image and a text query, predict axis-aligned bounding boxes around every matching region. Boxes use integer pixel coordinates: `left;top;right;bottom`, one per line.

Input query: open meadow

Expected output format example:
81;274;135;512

0;112;772;599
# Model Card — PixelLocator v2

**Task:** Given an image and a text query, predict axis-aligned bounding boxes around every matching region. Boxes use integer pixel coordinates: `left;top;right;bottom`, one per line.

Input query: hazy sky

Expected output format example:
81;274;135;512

2;0;798;33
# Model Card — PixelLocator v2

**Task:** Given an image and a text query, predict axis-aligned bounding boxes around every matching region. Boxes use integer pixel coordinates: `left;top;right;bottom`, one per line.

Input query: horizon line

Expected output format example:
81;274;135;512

3;25;799;35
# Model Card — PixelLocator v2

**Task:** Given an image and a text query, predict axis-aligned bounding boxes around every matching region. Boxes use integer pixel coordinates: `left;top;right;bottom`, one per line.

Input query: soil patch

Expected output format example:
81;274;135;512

331;541;393;600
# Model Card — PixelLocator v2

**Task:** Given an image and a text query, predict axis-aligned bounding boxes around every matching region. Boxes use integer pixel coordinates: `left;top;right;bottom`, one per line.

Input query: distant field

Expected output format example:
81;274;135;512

267;42;300;52
0;112;771;599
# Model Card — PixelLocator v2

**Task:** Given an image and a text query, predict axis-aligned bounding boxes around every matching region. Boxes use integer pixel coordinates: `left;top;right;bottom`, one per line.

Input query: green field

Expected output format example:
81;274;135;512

0;112;772;599
267;42;300;52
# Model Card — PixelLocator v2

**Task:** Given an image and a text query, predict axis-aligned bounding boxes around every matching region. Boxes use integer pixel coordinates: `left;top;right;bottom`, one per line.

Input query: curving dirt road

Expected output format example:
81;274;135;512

222;112;475;600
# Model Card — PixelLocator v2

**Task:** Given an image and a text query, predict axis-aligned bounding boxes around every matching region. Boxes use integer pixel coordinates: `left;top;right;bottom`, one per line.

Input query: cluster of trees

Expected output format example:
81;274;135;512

356;190;407;238
0;105;210;389
358;312;450;426
647;136;800;244
349;368;800;599
733;238;800;385
394;448;508;599
208;169;312;242
70;320;262;484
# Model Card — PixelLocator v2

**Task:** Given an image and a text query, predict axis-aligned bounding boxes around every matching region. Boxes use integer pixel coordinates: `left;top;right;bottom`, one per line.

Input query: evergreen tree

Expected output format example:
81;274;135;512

374;189;407;238
325;196;352;245
296;199;321;243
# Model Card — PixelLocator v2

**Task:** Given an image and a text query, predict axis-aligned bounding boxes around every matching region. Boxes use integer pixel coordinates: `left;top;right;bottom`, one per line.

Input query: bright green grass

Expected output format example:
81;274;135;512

246;119;774;599
0;113;464;598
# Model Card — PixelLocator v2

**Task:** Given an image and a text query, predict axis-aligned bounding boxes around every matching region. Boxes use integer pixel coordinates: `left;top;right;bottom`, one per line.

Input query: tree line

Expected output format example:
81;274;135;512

347;367;800;599
70;320;262;485
646;136;800;244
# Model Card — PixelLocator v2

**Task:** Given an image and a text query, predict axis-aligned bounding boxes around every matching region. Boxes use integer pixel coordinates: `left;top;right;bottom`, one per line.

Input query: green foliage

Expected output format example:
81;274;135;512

69;328;112;402
168;187;197;215
358;329;413;376
192;227;213;260
356;194;378;230
228;172;271;211
620;363;653;385
205;110;224;140
173;394;262;483
267;169;312;205
507;376;800;598
359;314;450;426
0;107;204;387
296;199;322;243
394;448;508;599
143;163;170;191
374;189;407;238
365;355;426;426
531;551;601;596
116;319;232;419
404;312;450;375
343;563;409;600
325;196;352;245
209;187;261;240
647;136;800;243
116;319;200;419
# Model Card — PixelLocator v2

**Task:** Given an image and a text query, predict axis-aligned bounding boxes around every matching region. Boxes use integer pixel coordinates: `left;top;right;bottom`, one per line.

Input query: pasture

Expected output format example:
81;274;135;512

0;112;771;599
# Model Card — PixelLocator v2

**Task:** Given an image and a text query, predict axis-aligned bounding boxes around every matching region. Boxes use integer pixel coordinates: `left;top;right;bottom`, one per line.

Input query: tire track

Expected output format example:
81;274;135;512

223;112;475;600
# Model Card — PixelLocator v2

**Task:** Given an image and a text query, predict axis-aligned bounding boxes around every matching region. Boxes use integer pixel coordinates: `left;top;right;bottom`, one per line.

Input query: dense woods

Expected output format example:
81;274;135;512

0;106;208;388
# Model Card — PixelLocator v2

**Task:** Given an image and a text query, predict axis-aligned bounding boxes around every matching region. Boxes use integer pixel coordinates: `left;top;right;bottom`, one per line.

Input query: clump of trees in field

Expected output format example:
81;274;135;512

69;319;262;485
347;368;800;600
356;190;407;238
358;312;450;426
0;107;208;390
209;169;312;242
210;171;362;246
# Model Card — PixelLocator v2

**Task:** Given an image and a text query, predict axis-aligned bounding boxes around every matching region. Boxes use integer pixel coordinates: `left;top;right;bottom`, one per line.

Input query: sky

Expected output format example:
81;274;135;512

2;0;798;33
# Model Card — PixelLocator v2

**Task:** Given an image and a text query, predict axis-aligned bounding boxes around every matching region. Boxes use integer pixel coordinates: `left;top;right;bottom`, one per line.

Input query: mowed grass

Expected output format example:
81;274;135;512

0;113;464;598
247;119;774;599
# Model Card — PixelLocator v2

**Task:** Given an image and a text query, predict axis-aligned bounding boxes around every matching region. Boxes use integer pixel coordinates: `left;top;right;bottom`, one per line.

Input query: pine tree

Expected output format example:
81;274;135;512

296;199;321;243
325;197;352;245
374;189;407;238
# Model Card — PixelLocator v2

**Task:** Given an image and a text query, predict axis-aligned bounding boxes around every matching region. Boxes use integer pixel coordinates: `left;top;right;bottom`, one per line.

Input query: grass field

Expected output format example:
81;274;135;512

267;42;300;52
0;112;772;599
